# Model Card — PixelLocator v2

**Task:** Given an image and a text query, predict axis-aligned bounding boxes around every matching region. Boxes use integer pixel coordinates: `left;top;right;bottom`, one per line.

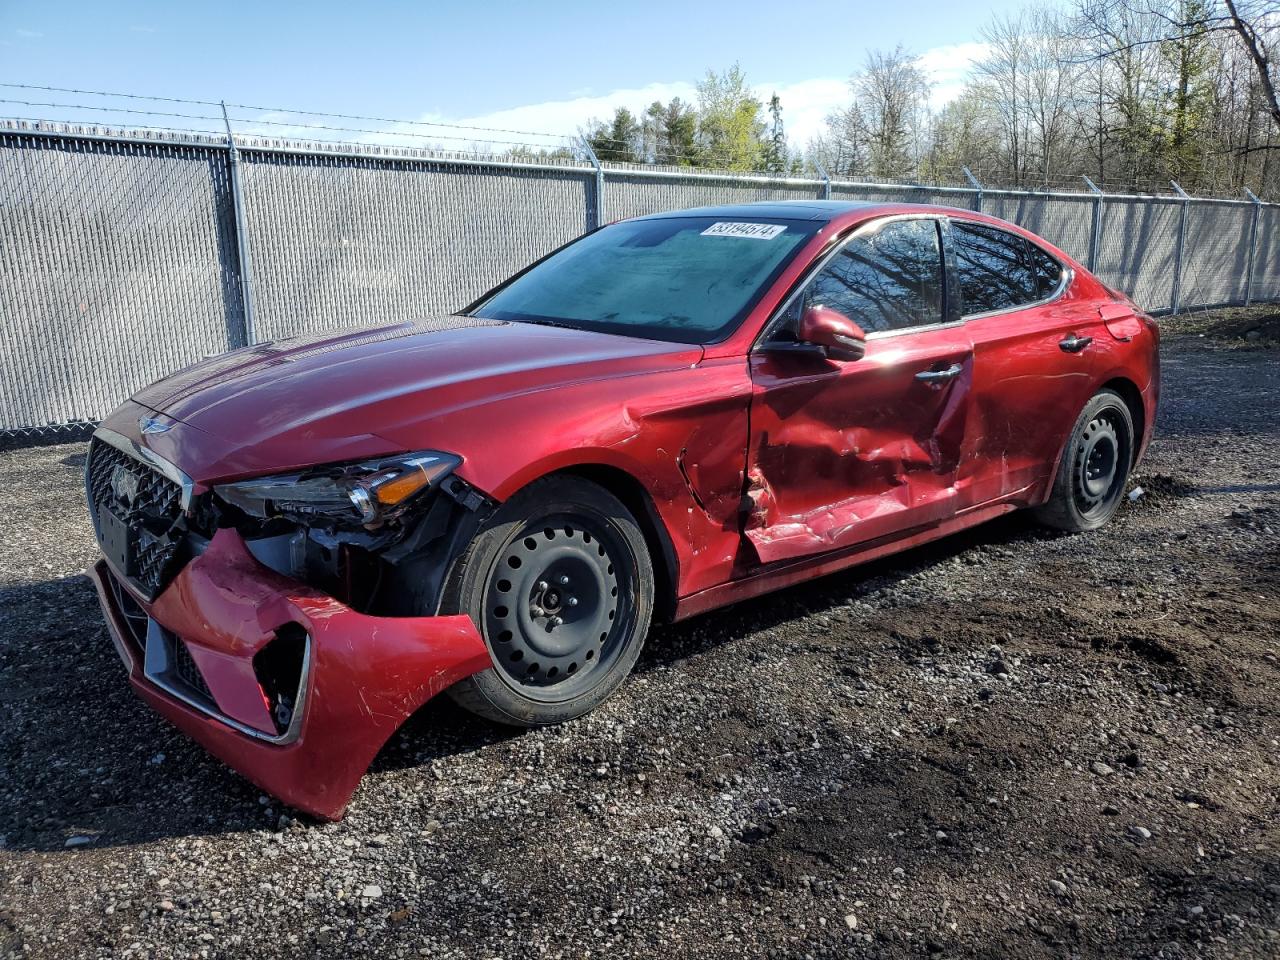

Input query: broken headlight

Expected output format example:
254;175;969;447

215;451;461;528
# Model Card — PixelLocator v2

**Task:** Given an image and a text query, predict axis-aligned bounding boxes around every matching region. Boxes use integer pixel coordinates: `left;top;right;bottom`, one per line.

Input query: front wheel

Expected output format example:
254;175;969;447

443;475;654;727
1035;388;1135;532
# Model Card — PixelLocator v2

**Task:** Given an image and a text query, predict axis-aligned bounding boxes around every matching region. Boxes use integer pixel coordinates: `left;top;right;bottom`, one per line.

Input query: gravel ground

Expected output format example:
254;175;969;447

2;319;1278;959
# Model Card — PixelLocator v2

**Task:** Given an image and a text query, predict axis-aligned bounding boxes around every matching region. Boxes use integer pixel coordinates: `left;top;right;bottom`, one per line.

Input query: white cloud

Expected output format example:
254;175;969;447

442;41;990;148
235;40;991;153
753;43;990;146
443;80;697;146
918;41;990;107
241;81;703;152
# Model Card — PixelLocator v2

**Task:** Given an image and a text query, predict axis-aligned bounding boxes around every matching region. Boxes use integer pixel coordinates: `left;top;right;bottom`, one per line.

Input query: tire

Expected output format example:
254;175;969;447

1034;388;1135;532
442;475;654;727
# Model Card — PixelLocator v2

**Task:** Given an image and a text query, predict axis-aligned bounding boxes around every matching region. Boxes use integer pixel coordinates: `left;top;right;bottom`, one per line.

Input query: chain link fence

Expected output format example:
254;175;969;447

2;124;1277;438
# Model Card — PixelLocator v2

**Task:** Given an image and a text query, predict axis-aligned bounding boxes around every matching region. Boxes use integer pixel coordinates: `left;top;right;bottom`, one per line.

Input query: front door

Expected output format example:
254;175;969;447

745;217;974;566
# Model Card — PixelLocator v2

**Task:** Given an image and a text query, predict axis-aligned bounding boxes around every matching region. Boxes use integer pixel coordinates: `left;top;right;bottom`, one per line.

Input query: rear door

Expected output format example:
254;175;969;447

946;219;1110;508
745;216;974;565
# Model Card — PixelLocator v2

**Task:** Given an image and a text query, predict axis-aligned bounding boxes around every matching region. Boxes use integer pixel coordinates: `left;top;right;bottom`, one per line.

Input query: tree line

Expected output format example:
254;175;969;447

571;0;1279;196
581;65;799;174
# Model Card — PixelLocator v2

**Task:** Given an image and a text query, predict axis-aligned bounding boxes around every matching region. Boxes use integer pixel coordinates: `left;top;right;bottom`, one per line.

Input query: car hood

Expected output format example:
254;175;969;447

130;315;701;481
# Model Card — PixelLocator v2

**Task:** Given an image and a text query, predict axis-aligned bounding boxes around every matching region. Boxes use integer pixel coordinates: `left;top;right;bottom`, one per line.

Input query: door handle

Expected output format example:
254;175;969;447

1059;334;1093;353
915;363;963;383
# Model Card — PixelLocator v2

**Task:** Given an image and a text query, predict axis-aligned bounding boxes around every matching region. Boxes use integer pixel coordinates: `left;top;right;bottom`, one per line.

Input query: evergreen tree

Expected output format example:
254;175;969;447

586;108;642;162
762;93;788;174
643;98;698;165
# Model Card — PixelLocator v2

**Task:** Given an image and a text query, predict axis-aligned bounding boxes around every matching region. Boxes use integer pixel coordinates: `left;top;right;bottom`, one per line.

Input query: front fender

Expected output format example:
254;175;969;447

413;358;754;599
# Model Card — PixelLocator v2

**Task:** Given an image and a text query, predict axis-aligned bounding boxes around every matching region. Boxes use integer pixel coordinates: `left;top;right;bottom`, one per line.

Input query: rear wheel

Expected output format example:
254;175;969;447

1035;389;1135;532
443;475;653;726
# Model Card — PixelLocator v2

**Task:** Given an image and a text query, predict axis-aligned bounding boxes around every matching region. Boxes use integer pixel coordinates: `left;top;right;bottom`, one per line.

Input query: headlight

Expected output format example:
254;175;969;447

215;451;461;527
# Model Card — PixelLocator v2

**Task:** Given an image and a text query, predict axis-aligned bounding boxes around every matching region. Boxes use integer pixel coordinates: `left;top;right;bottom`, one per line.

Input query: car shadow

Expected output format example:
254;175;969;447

635;510;1057;674
0;509;1061;853
0;573;508;852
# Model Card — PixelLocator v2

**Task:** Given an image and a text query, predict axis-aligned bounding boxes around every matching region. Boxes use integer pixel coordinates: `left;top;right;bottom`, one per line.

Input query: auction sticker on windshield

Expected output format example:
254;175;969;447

700;222;787;240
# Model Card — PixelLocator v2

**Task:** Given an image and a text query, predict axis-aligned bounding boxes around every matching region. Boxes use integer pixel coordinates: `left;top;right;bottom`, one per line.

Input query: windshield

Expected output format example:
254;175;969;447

471;216;821;344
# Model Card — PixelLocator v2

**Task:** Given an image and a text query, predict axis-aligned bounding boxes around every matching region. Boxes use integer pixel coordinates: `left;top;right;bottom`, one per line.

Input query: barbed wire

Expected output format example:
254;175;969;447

0;82;1258;194
0;118;584;161
0;81;224;107
0;98;574;150
0;81;579;141
0;82;821;170
0;95;788;170
0;97;224;125
581;133;808;171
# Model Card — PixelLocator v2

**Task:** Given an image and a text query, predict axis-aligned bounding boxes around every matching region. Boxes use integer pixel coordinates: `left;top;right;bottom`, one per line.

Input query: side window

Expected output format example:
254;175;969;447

951;222;1061;315
1026;239;1064;299
793;219;943;335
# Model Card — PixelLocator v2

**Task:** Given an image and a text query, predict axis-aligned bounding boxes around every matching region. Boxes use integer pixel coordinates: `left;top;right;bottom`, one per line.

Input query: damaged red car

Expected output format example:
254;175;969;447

86;201;1159;818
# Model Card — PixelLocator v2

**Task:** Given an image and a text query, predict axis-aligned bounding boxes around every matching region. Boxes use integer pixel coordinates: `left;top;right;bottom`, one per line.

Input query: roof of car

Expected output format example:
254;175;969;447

636;200;885;222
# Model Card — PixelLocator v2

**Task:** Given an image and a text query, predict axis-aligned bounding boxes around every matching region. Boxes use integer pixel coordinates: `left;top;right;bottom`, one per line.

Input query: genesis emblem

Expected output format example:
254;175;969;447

111;465;140;505
139;416;171;435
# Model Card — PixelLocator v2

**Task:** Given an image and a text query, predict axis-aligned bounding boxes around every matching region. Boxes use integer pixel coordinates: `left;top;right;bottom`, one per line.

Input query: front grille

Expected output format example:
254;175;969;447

172;638;214;702
86;437;187;597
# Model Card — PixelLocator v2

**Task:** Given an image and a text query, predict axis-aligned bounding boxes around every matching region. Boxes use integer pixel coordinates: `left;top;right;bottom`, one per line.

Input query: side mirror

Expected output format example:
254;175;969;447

797;305;867;362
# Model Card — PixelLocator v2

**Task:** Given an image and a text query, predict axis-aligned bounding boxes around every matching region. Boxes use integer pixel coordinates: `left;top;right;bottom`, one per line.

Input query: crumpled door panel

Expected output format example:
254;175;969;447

746;328;974;566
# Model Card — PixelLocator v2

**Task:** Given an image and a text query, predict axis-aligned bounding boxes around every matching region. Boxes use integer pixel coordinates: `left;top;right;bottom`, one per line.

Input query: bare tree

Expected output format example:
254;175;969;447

1024;6;1084;185
1224;0;1280;129
858;46;933;178
975;13;1033;184
807;0;1280;195
922;88;1003;179
816;47;931;179
814;99;869;177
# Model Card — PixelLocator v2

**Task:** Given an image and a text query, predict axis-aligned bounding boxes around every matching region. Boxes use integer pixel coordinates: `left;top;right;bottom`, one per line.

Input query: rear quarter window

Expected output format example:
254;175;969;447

951;221;1063;316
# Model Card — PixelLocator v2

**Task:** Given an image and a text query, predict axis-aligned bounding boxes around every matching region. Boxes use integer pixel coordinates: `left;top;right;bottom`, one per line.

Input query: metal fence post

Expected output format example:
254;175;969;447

813;159;832;200
221;102;256;346
580;137;604;231
1082;176;1104;273
1169;181;1190;315
962;166;983;212
1244;188;1263;306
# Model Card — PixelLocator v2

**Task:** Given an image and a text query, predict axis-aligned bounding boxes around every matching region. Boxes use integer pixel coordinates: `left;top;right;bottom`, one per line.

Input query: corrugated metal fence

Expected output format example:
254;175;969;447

2;126;1277;437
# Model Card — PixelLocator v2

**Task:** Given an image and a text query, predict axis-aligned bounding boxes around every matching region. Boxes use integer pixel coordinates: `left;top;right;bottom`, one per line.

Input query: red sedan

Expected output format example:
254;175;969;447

86;201;1159;818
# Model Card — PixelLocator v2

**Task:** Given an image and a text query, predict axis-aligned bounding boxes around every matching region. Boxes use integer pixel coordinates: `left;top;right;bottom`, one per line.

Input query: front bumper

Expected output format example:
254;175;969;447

89;527;491;820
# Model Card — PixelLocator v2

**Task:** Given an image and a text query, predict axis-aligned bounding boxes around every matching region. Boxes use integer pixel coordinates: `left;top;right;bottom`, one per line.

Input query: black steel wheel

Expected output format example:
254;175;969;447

443;475;653;726
1036;389;1135;532
1074;413;1121;516
484;516;630;702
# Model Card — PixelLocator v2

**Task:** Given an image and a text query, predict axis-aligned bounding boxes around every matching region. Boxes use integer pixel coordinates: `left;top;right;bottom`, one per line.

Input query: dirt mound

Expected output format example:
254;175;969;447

1126;472;1195;510
1162;304;1280;345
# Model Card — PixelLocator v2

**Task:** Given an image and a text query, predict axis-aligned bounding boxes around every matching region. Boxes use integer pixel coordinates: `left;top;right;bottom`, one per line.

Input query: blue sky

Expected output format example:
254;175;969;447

0;0;1036;148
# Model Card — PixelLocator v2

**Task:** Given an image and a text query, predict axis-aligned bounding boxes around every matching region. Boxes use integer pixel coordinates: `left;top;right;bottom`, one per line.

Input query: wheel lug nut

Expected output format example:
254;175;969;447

567;596;578;607
537;580;548;591
530;605;545;617
550;616;563;627
558;575;570;585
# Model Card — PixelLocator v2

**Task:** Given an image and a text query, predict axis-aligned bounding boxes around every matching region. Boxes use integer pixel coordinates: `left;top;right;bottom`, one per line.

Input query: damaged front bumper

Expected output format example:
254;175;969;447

89;527;491;820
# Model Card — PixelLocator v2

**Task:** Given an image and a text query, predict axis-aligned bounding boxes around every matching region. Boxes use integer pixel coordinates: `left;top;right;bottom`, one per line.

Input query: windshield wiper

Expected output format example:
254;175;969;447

506;316;583;331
